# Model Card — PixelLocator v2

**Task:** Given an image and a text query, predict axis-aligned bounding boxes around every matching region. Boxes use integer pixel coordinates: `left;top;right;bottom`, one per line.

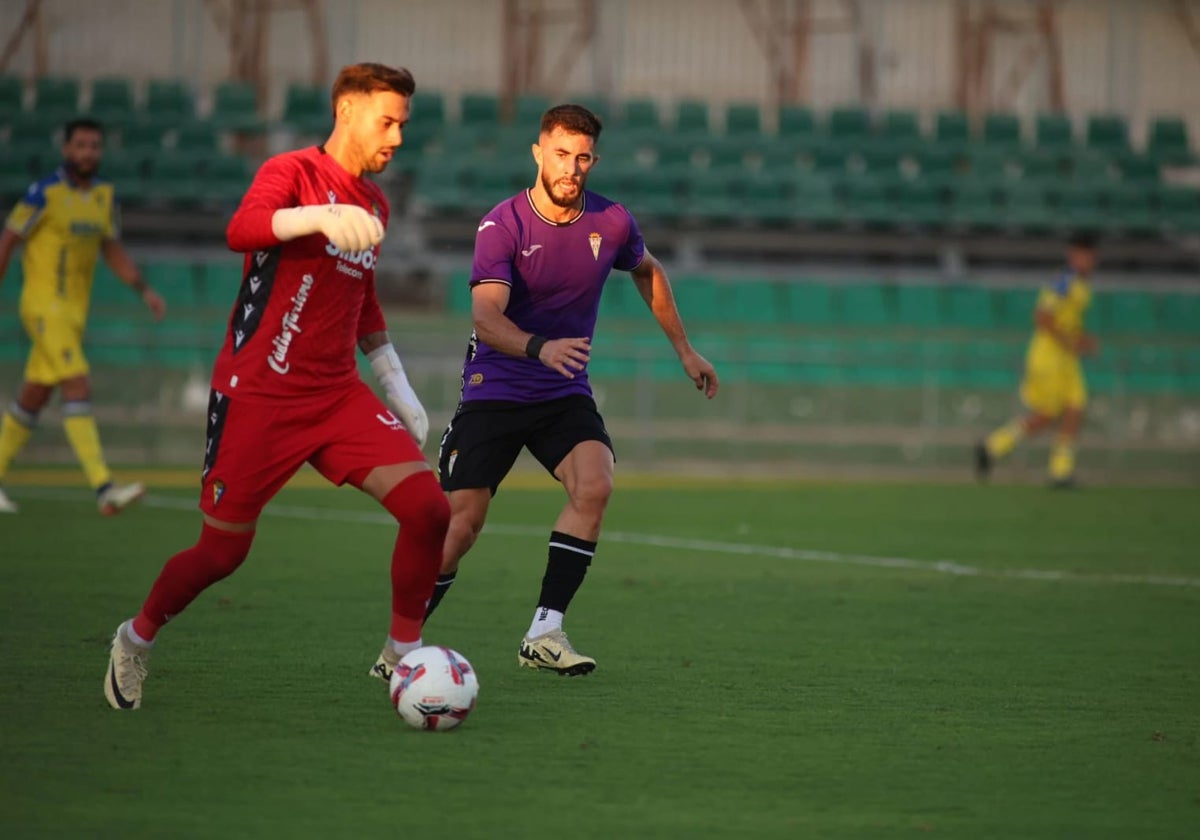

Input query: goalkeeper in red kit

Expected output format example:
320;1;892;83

103;63;449;710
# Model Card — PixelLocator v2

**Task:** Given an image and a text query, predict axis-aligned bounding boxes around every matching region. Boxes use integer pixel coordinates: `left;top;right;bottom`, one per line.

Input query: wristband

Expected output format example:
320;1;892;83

525;335;548;360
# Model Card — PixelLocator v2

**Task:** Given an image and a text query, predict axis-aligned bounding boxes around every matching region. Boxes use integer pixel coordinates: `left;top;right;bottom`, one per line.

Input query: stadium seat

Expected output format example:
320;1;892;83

281;83;329;135
895;284;946;327
841;177;894;229
410;91;446;127
0;146;33;200
513;93;550;125
144;79;195;125
211;82;265;134
8;112;58;151
741;177;793;225
946;285;997;329
87;76;135;124
999;182;1055;234
1067;151;1118;183
1085;114;1130;153
948;182;1003;231
145;153;204;204
982;112;1022;151
620;98;660;134
1020;150;1066;182
1034;113;1074;151
877;109;922;152
724;102;762;137
102;153;147;204
1146;116;1193;165
782;281;835;325
199;258;247;308
728;280;784;324
934;110;970;152
1116;153;1160;184
459;92;499;128
1157;186;1200;233
792;178;841;227
894;181;947;229
0;74;23;123
1054;184;1109;232
444;269;473;315
599;274;641;321
175;121;220;153
34;76;81;119
996;287;1035;331
672;274;720;322
674;99;710;135
119;119;167;154
1106;185;1158;237
1096;290;1160;334
838;282;891;326
200;154;250;204
828;107;871;142
1160;292;1200;335
777;104;818;139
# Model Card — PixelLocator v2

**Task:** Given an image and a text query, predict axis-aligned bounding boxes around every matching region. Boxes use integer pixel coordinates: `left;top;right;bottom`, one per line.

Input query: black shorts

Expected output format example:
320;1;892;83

437;395;614;494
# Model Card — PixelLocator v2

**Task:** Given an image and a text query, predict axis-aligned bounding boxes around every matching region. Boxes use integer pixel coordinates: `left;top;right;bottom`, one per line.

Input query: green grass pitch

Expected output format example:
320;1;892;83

1;479;1198;837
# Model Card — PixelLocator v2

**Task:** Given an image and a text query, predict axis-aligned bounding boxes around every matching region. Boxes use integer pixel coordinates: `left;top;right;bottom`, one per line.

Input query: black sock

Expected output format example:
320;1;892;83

424;572;457;620
536;531;596;613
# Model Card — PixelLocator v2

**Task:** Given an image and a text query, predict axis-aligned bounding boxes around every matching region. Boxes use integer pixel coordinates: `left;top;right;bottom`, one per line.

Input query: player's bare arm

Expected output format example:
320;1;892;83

101;238;165;321
630;249;719;398
0;227;21;291
471;281;591;379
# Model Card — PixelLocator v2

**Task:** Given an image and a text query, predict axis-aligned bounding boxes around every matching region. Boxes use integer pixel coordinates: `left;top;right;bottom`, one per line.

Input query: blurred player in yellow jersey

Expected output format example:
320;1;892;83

0;118;166;514
975;233;1100;488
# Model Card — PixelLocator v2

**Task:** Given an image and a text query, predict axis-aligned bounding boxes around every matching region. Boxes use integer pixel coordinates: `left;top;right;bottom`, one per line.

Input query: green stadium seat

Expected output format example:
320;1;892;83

1096;291;1160;334
1052;184;1108;232
1034;113;1073;151
88;77;135;123
810;142;848;175
144;79;195;124
878;109;922;151
949;182;1003;230
1067;151;1118;183
1085;114;1129;153
895;284;945;327
838;282;891;326
146;154;204;204
674;99;709;135
0;74;23;122
1106;185;1157;237
1123;345;1178;392
200;154;250;204
0;146;34;200
119;119;166;153
571;95;608;121
777;104;818;139
459;92;499;128
599;274;642;321
782;281;835;325
996;287;1035;331
1158;186;1200;233
742;177;793;225
967;147;1019;187
101;153;146;204
673;275;720;322
1020;150;1066;181
934;110;970;151
198;259;245;308
828;107;870;141
841;177;894;228
1160;292;1200;335
34;76;80;118
513;93;550;125
211;82;265;134
1146;116;1193;165
703;138;748;173
8;112;58;151
1116;153;1160;184
999;182;1055;233
444;269;473;314
982;112;1022;150
281;83;329;135
175;121;220;153
727;280;784;324
915;145;958;189
946;286;997;329
724;102;762;137
894;181;947;229
410;91;446;127
620;98;660;133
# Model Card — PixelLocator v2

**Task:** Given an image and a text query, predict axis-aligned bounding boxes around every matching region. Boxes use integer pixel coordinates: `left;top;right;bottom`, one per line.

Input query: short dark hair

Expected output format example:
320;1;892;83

330;63;415;113
64;117;104;141
540;104;602;141
1067;231;1099;250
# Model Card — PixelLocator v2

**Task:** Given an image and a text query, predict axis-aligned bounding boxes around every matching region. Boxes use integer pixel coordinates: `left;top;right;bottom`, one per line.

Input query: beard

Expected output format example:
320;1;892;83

66;159;99;179
541;171;582;208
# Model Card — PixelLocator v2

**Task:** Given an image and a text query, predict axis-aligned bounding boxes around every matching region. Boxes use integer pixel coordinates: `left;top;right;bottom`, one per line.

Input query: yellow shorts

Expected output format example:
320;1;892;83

1020;359;1086;417
20;310;90;385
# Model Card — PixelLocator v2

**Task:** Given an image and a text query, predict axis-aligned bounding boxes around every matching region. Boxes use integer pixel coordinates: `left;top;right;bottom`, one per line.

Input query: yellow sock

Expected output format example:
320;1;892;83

0;406;36;481
63;403;112;490
985;420;1025;460
1049;438;1076;481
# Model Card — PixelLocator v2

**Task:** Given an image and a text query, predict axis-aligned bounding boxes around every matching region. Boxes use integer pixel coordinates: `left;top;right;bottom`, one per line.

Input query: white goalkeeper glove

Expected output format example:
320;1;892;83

368;344;429;447
271;204;384;253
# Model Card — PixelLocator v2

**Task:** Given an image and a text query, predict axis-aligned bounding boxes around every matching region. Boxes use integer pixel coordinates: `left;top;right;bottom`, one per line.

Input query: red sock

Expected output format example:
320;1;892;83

381;471;450;643
132;523;255;641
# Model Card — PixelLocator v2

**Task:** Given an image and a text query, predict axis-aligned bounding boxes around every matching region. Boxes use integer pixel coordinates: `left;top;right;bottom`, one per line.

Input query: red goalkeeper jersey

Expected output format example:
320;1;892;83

212;145;389;402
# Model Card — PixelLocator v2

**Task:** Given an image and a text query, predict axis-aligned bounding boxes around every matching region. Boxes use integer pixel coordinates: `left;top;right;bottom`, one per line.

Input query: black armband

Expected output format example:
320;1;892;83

525;335;548;360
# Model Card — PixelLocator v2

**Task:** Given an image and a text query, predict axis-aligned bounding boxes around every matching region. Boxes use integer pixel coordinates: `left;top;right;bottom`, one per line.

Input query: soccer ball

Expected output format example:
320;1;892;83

389;646;479;731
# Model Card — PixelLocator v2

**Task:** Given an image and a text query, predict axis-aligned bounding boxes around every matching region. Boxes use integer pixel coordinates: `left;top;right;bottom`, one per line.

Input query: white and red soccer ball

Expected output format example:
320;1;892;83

389;646;479;731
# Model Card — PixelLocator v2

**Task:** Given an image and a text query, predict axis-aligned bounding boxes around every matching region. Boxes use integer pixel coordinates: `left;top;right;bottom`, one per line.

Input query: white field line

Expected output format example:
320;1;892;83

16;488;1200;590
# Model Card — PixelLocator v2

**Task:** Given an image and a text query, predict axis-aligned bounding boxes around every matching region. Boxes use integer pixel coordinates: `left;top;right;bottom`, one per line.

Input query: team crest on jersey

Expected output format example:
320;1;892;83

588;232;602;261
328;190;337;204
212;480;226;507
469;373;484;386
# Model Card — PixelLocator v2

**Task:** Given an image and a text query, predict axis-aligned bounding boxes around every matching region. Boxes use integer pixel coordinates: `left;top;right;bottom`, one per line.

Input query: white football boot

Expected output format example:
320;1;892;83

98;481;145;516
104;620;151;710
0;486;17;513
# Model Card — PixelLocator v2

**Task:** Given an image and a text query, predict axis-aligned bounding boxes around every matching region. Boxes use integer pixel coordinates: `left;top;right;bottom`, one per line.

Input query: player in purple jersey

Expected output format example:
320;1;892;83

425;104;719;676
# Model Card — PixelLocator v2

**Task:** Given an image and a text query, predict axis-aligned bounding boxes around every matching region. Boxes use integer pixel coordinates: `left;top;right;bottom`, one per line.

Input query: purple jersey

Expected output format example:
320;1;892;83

460;189;645;403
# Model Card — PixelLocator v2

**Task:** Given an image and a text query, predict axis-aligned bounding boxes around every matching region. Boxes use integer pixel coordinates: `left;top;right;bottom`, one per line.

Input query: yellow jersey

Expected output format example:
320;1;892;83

4;168;118;323
1027;272;1091;364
